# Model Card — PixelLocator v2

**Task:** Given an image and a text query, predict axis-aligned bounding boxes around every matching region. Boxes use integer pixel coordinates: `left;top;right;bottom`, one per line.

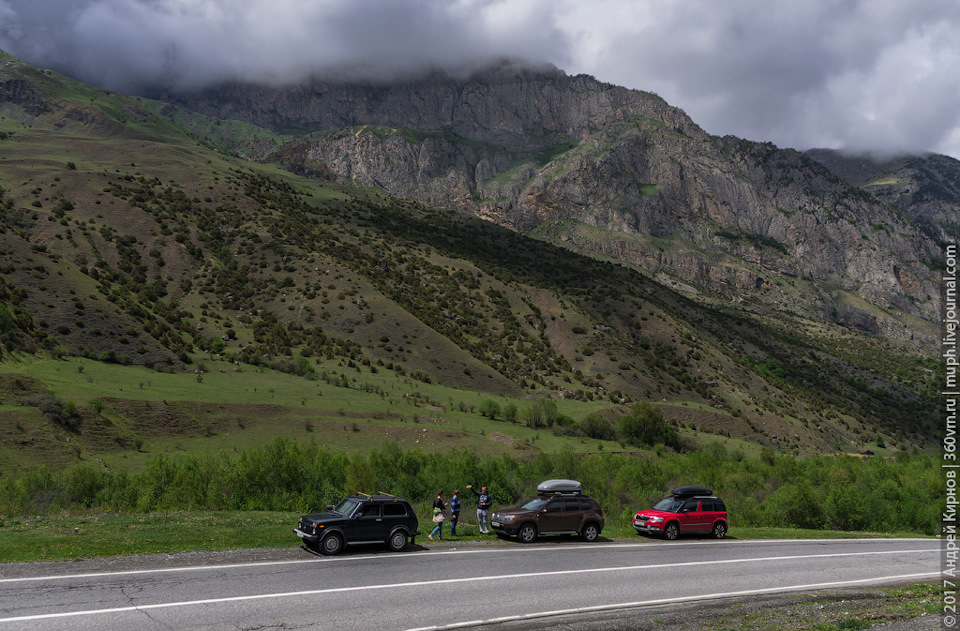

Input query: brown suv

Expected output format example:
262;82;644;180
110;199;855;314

490;479;604;543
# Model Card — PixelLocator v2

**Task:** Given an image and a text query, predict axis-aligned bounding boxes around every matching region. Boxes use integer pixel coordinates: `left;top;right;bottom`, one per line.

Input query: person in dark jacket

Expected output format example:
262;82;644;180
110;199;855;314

429;490;446;541
449;489;461;537
467;484;493;534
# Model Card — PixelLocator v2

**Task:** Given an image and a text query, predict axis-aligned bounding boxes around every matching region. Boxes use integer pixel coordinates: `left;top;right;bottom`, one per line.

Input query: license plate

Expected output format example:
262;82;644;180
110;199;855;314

491;521;501;527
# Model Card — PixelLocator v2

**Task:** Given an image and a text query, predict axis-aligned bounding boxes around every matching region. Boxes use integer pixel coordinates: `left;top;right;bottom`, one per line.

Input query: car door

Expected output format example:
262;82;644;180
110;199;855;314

559;497;585;532
701;498;725;529
679;498;709;532
381;501;410;534
351;502;385;542
536;499;566;533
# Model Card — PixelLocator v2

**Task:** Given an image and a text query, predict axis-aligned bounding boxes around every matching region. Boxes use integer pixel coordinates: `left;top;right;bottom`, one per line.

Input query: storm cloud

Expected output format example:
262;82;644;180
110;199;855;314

2;0;958;159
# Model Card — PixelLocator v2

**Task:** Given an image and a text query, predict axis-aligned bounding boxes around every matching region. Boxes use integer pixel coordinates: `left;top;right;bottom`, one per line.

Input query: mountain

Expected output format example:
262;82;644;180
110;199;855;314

0;51;942;464
157;61;943;341
805;148;960;246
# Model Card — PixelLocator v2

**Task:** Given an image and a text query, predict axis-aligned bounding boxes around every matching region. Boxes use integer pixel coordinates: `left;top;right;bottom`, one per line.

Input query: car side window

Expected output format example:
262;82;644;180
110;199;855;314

682;499;699;512
359;503;381;518
382;502;407;517
544;500;562;513
563;498;582;512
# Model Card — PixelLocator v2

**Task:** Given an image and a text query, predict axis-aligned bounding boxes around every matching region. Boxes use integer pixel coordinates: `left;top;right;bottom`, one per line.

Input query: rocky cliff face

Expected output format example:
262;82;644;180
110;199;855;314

806;148;960;246
164;62;943;332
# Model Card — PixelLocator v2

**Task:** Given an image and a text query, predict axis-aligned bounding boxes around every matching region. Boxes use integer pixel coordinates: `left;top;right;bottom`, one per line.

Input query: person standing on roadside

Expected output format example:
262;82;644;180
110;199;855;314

466;484;493;534
429;490;446;541
449;489;462;537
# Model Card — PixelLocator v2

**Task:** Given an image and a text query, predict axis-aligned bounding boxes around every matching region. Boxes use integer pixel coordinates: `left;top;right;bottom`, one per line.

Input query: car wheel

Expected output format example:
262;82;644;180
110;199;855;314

581;522;600;542
387;531;408;552
663;522;679;540
712;522;727;539
518;524;538;543
320;532;344;555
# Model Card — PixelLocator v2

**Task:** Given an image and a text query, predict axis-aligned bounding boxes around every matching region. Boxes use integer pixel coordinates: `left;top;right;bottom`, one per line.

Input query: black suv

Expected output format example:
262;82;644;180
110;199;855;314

294;494;420;555
490;479;605;543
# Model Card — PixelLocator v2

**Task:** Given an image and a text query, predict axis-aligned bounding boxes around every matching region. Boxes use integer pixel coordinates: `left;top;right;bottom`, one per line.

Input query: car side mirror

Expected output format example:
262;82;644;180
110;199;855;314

326;505;335;511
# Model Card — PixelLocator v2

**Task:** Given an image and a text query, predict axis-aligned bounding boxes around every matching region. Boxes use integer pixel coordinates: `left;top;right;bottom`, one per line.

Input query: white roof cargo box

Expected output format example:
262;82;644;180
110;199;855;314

537;479;582;495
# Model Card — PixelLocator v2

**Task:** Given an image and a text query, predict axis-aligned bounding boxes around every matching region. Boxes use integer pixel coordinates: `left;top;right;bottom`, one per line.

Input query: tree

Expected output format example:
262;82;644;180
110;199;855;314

580;414;616;440
617;402;680;449
478;399;501;419
521;398;559;429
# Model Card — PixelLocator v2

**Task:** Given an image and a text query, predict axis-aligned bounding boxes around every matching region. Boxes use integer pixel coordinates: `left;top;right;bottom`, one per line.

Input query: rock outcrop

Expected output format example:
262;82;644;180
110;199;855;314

164;61;943;329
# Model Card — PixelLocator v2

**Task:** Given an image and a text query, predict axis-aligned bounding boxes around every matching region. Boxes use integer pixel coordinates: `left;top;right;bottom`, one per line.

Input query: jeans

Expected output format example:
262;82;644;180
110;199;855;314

450;512;459;536
477;508;490;533
429;523;443;539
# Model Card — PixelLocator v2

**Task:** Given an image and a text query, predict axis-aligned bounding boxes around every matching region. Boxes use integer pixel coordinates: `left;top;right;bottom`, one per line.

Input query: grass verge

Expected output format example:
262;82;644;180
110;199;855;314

0;512;933;563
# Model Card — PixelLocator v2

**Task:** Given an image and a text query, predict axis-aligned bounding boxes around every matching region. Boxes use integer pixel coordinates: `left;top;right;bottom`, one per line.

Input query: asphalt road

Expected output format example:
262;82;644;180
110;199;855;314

0;538;939;630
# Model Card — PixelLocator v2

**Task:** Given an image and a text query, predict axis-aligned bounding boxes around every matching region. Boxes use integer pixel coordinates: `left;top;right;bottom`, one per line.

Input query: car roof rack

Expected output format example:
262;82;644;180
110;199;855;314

356;492;398;499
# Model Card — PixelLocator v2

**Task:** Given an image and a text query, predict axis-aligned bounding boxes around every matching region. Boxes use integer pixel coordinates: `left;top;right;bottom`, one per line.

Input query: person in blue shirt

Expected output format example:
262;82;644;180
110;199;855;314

467;484;493;534
449;489;461;537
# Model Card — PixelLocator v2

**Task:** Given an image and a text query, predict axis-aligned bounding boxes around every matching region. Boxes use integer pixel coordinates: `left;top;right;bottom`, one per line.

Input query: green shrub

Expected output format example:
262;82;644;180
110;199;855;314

579;414;616;440
0;440;942;536
478;399;501;419
617;402;680;449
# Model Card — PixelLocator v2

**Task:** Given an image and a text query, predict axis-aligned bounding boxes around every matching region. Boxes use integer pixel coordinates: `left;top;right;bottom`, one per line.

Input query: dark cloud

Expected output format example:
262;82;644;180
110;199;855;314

568;0;960;158
1;0;957;158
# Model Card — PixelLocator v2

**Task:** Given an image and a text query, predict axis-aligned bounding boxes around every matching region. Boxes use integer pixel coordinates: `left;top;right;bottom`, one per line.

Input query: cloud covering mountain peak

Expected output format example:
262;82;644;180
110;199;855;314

2;0;959;159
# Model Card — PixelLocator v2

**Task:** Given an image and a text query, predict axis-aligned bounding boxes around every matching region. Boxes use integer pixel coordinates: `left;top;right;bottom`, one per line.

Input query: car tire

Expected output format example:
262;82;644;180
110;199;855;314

663;522;679;540
320;532;344;556
517;524;538;543
712;522;727;539
581;522;600;542
387;531;408;552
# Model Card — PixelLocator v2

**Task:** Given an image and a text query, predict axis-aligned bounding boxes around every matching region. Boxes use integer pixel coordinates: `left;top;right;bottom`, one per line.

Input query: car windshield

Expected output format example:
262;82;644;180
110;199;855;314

518;497;550;511
333;498;361;516
652;497;685;513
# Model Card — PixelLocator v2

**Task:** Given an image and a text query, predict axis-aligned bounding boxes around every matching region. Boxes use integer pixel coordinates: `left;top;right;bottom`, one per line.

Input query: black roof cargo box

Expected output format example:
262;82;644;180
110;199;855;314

671;486;713;497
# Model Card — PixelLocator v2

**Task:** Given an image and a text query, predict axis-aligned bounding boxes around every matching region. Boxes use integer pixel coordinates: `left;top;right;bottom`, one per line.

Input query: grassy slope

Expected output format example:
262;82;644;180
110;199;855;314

0;355;626;473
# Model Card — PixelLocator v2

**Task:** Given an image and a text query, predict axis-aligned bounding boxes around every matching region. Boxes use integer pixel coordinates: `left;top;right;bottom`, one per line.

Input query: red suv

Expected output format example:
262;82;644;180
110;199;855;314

633;486;727;540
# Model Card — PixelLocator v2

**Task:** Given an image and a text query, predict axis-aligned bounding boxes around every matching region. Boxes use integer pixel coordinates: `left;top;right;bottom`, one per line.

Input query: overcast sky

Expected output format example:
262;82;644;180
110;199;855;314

1;0;958;159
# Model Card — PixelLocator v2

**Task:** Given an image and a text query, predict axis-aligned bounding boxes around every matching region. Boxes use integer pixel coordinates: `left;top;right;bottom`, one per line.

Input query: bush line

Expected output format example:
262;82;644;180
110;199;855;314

0;439;941;535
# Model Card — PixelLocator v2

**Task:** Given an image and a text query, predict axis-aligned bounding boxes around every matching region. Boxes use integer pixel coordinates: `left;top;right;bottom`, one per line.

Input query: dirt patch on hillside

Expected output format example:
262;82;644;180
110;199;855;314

488;431;516;445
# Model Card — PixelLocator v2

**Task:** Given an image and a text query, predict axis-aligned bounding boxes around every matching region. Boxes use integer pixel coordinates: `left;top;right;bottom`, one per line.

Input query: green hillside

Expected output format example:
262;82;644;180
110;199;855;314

0;50;940;478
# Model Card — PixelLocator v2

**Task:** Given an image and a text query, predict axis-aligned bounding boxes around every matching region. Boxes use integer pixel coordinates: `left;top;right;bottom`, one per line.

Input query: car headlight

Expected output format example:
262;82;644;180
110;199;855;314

496;514;515;523
648;516;664;523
